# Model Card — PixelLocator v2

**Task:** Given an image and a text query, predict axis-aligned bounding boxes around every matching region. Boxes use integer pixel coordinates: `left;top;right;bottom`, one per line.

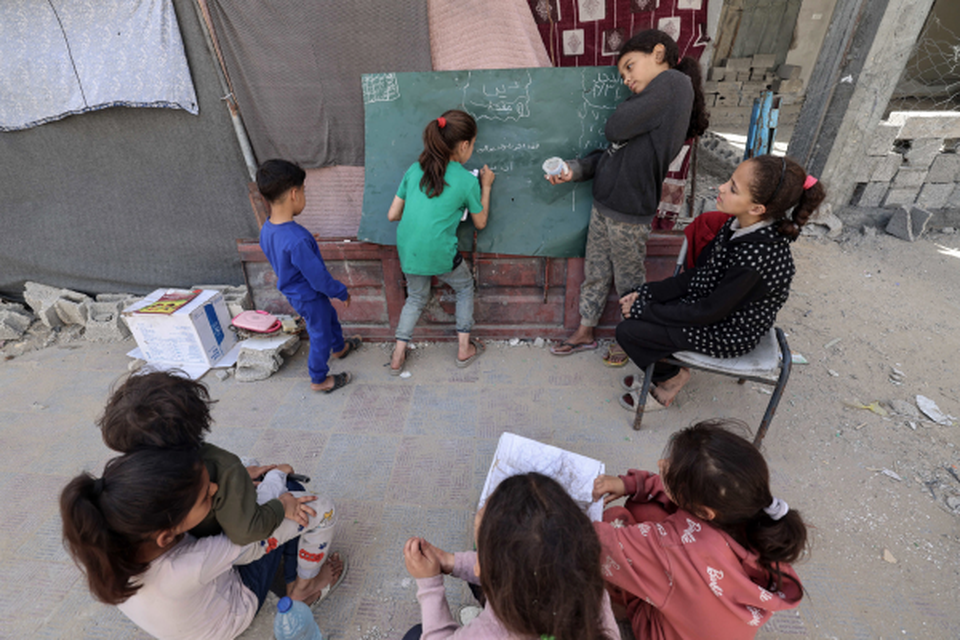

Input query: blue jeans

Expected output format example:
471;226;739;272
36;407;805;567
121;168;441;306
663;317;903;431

395;260;474;342
237;480;305;611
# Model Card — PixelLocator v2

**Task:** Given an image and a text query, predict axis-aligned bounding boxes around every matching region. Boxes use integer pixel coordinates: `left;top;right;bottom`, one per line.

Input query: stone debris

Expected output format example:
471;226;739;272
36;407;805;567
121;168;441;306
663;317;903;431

888;399;920;419
916;395;953;426
884;205;933;242
85;300;132;342
24;282;67;328
0;302;34;340
882;549;898;564
889;368;906;385
509;337;521;346
215;369;232;381
235;334;300;382
533;337;545;348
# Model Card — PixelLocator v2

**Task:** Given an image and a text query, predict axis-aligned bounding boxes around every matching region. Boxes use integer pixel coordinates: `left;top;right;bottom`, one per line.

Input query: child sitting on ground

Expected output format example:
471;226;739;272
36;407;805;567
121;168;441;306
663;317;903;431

98;370;343;601
401;472;621;640
61;448;344;639
258;159;360;393
592;419;807;639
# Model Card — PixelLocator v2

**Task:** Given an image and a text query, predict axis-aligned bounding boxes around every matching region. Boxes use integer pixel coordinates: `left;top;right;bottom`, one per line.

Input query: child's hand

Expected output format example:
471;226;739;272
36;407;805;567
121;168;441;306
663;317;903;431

544;166;573;185
403;537;441;579
593;474;627;504
276;464;294;475
620;292;639;318
479;165;495;188
247;464;277;485
419;539;455;575
341;294;351;308
279;492;317;527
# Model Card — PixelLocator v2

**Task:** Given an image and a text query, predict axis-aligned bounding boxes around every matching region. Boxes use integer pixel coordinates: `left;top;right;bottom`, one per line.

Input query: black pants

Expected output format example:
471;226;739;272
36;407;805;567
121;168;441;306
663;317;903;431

615;319;695;383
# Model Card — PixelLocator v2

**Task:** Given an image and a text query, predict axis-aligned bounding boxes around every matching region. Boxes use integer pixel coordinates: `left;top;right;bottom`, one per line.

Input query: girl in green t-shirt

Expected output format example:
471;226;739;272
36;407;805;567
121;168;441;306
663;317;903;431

387;109;495;374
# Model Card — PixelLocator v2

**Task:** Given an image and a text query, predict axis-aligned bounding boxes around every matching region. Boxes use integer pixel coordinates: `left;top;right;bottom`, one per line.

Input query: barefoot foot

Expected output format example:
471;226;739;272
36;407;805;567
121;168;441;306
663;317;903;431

287;552;345;605
650;367;691;407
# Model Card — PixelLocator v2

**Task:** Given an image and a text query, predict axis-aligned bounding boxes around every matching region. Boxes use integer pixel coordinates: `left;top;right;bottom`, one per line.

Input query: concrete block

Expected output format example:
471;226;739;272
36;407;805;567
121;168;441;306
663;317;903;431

904;138;943;168
234;334;300;382
917;183;955;209
948;184;960;209
777;64;802;80
84;301;131;342
854;156;880;183
0;305;34;340
871;153;903;182
884;188;920;207
885;206;914;241
926;154;960;182
707;68;726;81
890;111;960;139
724;57;753;70
858;182;889;207
892;168;928;189
773;78;803;94
735;71;751;82
866;123;902;156
54;291;92;326
802;203;843;239
751;53;777;70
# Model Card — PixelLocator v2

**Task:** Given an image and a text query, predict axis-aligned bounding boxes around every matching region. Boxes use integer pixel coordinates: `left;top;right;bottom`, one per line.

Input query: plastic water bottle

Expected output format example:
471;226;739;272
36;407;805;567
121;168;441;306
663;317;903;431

274;596;323;640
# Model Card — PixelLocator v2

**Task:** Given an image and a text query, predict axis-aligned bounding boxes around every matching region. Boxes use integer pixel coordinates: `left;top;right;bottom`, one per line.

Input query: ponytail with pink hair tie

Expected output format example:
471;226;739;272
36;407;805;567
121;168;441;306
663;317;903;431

437;116;446;129
803;175;818;190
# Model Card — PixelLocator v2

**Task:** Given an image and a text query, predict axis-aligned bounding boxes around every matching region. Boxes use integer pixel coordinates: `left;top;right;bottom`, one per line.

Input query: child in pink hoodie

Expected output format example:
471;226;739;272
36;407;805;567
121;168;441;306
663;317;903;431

401;472;622;640
593;419;807;640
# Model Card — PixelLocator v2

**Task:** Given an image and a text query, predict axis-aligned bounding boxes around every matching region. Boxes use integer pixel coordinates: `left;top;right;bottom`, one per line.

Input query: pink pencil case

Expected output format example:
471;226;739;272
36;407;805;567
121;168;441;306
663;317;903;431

232;310;281;334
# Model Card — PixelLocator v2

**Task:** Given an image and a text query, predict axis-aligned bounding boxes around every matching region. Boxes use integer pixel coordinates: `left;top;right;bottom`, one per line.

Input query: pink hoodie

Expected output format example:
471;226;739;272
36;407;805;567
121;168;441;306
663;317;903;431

593;470;803;640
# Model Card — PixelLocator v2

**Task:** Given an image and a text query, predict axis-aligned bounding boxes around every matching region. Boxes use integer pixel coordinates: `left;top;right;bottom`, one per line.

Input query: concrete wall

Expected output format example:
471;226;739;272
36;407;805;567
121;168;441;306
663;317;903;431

785;0;839;90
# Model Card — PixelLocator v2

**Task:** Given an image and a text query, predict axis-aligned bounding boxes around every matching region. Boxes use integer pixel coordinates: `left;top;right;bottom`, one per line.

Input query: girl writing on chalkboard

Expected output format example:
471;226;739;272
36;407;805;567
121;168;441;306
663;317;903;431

400;472;621;639
387;109;495;374
547;29;709;367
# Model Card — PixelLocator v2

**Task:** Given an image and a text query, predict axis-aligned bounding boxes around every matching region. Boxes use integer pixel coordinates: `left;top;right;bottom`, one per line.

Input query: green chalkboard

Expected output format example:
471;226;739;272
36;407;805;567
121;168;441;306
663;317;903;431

357;68;628;258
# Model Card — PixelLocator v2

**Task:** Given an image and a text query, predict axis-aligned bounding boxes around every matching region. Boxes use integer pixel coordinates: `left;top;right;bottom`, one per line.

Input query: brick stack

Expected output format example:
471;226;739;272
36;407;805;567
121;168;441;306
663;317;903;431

704;55;805;130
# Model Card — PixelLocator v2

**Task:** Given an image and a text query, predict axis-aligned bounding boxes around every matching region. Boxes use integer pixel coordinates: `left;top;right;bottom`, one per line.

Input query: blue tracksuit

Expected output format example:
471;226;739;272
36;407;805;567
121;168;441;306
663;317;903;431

259;220;347;383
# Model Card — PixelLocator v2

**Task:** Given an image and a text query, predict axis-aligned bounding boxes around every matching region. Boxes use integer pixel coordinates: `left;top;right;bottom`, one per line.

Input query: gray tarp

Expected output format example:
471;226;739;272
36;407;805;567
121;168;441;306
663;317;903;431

205;0;432;168
0;0;199;132
0;0;256;299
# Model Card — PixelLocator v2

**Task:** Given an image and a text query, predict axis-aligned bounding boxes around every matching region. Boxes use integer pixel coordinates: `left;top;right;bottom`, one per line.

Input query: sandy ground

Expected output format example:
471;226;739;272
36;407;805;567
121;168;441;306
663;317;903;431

3;143;960;637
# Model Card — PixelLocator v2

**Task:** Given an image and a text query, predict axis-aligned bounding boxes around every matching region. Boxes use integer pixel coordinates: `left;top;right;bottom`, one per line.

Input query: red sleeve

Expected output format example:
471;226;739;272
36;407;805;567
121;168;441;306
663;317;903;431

620;469;675;510
594;515;675;610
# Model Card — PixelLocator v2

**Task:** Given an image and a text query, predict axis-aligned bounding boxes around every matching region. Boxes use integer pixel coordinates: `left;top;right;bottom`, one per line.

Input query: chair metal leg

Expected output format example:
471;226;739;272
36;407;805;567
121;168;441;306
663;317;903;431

753;328;792;446
632;363;657;431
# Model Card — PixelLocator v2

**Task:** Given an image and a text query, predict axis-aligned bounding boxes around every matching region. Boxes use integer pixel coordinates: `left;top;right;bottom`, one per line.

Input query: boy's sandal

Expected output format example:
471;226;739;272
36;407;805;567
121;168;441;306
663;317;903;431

603;344;630;367
338;336;362;359
311;552;348;608
618;390;666;413
315;372;351;393
549;340;598;356
456;338;485;368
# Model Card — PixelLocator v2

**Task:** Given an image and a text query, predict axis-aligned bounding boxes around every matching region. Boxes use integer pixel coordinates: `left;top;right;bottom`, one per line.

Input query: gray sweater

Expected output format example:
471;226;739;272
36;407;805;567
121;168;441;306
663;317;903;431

568;68;693;224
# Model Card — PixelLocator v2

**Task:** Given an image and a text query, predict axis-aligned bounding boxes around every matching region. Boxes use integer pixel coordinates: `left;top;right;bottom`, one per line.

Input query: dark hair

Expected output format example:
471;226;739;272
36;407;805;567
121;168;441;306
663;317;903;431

99;370;215;453
418;109;477;198
662;420;808;590
619;29;709;139
477;473;614;640
256;159;306;203
60;449;205;604
745;155;827;240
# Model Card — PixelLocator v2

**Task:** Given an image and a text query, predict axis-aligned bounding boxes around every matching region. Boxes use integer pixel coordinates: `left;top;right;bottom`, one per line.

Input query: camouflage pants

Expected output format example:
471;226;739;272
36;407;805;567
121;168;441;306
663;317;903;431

579;207;650;326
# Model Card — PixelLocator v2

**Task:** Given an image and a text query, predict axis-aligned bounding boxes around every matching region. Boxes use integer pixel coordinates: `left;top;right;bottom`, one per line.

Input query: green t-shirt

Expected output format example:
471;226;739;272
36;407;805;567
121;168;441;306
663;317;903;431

395;161;483;276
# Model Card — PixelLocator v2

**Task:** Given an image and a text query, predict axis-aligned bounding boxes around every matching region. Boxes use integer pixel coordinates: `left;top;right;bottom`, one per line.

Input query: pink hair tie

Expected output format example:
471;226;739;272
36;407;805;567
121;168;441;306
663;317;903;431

803;175;818;190
437;116;447;129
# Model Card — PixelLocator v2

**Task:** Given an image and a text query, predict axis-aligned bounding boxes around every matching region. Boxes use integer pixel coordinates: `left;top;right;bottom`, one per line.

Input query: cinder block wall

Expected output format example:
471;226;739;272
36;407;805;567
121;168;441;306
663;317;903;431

852;112;960;219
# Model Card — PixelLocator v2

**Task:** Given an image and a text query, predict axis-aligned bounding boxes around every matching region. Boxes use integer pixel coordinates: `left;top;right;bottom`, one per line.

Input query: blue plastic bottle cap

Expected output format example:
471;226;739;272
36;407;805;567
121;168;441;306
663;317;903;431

277;596;293;613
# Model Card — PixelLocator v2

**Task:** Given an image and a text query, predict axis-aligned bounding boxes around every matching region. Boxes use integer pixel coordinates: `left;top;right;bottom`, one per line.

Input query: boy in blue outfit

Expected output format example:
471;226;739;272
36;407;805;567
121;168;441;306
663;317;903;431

257;159;360;393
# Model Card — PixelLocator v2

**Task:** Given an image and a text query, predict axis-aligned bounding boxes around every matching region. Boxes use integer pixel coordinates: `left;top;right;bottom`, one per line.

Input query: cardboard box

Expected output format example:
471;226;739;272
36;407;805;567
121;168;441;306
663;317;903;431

122;289;238;368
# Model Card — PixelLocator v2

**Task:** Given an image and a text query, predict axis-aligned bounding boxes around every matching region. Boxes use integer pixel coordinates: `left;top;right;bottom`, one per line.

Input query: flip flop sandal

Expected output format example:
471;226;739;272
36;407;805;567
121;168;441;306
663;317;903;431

549;340;599;356
310;552;348;609
456;338;485;368
338;336;362;359
603;344;630;367
618;391;666;412
620;373;644;392
318;372;351;393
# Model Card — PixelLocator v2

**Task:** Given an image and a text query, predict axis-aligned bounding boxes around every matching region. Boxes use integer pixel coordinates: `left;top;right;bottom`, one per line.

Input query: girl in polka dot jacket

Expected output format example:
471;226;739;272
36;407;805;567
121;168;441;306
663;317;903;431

616;155;826;408
592;419;809;640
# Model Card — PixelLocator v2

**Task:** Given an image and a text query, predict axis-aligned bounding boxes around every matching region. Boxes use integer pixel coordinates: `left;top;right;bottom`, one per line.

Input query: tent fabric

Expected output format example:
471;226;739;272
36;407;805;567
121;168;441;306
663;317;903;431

203;1;432;169
0;0;198;132
0;0;256;299
428;0;551;71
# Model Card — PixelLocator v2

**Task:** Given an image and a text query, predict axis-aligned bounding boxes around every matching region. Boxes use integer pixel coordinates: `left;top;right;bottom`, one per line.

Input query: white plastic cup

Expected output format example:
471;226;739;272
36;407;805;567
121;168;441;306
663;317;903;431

542;157;569;177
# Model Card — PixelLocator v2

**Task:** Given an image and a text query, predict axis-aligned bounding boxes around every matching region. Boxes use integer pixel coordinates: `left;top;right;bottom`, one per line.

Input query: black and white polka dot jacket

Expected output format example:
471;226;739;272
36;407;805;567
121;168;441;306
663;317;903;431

630;218;795;358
